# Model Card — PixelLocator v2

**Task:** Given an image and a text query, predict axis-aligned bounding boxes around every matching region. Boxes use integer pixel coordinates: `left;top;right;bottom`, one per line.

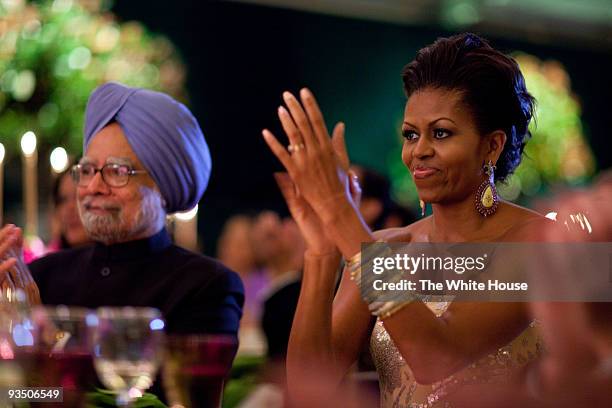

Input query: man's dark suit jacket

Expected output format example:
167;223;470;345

30;228;244;335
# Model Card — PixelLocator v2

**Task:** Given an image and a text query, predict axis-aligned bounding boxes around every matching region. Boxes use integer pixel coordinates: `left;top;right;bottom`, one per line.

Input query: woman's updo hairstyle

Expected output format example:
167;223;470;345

401;33;536;182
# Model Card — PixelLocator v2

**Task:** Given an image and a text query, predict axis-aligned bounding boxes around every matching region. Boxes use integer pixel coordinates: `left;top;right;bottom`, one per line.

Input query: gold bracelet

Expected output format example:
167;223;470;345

346;251;361;281
369;299;414;319
380;300;413;319
346;240;387;281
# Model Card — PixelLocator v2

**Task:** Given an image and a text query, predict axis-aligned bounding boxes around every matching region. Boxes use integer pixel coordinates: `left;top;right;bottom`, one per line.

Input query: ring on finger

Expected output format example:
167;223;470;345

288;142;305;153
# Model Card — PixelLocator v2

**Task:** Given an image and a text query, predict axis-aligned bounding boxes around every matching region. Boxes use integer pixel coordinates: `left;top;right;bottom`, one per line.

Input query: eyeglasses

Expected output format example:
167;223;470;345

71;163;147;188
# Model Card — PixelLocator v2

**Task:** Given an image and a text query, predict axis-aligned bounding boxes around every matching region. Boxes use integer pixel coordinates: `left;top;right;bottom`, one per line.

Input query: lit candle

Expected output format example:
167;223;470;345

0;143;5;226
173;204;198;251
20;131;38;237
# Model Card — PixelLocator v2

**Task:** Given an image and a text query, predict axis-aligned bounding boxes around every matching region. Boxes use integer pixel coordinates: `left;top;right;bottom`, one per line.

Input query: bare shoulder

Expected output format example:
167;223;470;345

498;201;554;241
372;216;431;243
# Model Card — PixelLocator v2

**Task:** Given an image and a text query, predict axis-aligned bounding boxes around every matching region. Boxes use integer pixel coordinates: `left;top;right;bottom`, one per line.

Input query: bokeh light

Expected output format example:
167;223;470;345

174;204;199;221
20;131;37;156
49;146;68;173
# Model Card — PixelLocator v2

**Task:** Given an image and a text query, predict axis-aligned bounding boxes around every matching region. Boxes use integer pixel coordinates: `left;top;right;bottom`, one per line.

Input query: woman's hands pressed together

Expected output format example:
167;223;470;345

262;88;358;224
263;88;362;256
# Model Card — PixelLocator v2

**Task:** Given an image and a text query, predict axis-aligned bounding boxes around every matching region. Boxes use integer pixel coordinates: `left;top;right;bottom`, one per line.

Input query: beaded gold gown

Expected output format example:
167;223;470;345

369;301;541;408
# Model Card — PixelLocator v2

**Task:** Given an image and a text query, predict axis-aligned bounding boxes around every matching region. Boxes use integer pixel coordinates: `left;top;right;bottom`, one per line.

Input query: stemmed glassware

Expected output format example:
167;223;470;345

0;287;29;404
14;305;99;406
163;334;238;408
92;307;165;407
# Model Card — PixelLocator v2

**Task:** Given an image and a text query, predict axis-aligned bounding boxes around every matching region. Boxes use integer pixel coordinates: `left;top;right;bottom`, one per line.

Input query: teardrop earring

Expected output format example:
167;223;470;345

475;160;498;217
419;199;427;217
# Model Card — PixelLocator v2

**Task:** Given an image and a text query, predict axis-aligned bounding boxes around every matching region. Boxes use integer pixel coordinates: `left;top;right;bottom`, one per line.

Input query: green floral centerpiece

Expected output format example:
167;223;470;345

0;0;186;156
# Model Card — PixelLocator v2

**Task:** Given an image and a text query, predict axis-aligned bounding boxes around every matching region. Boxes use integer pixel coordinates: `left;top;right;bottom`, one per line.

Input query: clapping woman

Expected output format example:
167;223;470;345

263;33;548;407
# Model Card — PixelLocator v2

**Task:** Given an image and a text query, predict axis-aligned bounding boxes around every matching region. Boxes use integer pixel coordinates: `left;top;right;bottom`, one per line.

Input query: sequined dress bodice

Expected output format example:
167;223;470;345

369;301;541;408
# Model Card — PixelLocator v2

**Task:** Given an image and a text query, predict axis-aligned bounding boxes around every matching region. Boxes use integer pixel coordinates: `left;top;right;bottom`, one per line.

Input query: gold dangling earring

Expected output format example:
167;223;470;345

475;160;499;217
419;199;427;217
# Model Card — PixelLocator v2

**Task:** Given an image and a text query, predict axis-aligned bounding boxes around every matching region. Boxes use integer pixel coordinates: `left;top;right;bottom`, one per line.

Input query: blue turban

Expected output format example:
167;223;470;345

83;82;211;214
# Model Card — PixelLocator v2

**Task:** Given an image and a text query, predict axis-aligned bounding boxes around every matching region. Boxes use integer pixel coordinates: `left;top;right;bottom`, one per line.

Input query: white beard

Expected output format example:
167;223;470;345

79;188;166;244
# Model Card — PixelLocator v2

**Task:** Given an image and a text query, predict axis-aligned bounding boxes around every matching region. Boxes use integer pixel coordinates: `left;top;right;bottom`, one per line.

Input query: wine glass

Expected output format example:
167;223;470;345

162;334;238;408
13;305;99;407
0;288;28;403
92;307;165;407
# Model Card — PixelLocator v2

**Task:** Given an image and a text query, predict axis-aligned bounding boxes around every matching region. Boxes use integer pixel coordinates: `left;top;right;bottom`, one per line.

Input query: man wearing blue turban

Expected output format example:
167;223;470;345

83;82;212;214
26;82;244;338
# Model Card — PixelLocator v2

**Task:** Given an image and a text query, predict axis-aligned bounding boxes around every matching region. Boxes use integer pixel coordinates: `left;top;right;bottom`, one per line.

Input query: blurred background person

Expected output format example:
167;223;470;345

235;210;305;408
47;162;93;252
251;210;305;362
217;214;257;276
450;170;612;407
218;213;267;356
351;165;392;231
352;165;417;230
522;170;612;407
218;210;307;361
20;164;93;263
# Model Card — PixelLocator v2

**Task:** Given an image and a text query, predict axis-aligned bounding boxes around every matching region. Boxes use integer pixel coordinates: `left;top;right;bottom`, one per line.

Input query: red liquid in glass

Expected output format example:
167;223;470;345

16;350;97;407
163;336;237;408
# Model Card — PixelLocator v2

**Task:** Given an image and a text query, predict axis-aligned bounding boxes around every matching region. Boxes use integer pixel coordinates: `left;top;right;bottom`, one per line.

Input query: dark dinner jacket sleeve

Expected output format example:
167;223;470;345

170;264;244;335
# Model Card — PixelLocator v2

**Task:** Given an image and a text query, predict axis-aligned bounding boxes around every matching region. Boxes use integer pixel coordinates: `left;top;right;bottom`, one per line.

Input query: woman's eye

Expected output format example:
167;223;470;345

433;128;452;139
402;129;418;141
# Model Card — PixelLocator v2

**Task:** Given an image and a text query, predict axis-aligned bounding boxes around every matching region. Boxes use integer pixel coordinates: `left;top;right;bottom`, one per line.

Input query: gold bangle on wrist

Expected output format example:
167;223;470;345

369;299;414;320
346;239;387;282
380;300;413;319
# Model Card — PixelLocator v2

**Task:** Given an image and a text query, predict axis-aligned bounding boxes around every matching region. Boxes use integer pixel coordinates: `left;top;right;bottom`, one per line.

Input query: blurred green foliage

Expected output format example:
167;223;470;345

0;0;186;158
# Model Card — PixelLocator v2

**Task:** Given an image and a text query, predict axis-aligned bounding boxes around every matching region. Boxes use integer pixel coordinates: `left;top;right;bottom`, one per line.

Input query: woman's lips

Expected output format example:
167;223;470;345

413;168;438;179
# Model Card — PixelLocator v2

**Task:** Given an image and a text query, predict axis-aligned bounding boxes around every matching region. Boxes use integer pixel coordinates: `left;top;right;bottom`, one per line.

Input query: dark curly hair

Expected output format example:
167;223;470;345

401;33;536;182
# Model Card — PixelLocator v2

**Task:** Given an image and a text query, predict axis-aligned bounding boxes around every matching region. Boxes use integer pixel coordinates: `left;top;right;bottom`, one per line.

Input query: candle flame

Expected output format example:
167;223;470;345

20;131;37;156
